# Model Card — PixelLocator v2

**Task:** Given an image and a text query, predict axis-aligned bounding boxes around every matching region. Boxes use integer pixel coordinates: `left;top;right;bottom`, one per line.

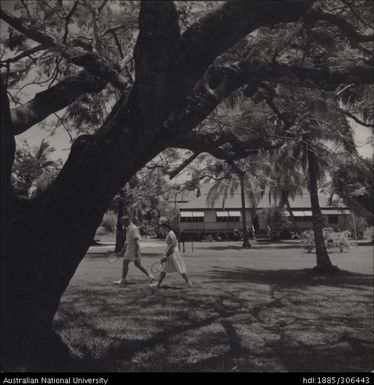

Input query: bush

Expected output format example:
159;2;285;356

364;226;374;241
347;215;369;240
140;223;156;237
262;207;290;240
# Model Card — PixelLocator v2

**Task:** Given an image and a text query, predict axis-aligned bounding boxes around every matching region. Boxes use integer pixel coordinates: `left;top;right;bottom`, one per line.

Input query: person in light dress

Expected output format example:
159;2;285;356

150;219;191;289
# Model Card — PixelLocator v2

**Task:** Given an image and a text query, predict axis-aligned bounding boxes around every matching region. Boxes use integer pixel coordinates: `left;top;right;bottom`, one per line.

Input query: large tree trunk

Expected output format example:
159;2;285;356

1;85;159;371
115;189;125;253
1;142;155;371
307;146;337;272
239;174;251;249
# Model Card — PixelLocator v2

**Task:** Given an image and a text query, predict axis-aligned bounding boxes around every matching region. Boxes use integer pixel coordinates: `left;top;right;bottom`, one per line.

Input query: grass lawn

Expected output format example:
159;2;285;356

55;239;373;372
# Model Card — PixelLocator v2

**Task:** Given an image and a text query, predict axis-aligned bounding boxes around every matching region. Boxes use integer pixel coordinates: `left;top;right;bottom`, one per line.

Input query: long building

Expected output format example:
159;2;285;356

174;190;351;240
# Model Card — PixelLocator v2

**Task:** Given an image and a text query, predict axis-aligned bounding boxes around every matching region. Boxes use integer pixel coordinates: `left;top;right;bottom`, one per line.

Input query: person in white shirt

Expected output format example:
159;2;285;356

113;216;154;286
150;219;192;289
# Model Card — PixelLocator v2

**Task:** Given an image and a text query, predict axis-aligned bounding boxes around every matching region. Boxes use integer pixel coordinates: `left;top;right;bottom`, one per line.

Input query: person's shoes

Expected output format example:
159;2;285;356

149;281;159;288
186;281;192;288
148;274;155;281
113;279;128;286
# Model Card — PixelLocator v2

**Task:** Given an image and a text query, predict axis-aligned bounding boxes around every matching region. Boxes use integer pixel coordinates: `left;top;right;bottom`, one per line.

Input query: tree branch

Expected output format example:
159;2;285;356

81;0;107;55
305;9;374;43
10;70;106;134
169;0;316;103
110;30;124;59
242;61;374;90
1;45;48;64
62;0;80;43
133;1;180;125
102;19;137;37
163;56;373;162
340;109;374;128
168;152;200;179
176;130;284;161
1;76;16;197
0;8;130;91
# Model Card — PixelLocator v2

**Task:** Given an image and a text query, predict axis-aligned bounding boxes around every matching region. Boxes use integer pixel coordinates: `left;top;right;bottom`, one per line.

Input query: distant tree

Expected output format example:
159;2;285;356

11;139;60;197
205;158;265;248
330;156;373;224
262;144;305;236
262;207;291;240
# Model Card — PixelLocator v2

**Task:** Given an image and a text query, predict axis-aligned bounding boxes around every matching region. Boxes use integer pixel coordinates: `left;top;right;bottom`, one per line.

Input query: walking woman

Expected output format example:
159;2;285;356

150;219;192;288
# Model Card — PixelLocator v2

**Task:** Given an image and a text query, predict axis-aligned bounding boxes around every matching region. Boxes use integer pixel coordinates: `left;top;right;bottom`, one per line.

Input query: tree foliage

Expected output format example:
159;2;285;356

330;156;374;223
11;139;61;197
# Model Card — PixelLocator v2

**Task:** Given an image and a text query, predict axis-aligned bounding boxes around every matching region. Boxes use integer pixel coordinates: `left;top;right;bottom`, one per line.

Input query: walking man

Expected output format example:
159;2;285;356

113;216;154;285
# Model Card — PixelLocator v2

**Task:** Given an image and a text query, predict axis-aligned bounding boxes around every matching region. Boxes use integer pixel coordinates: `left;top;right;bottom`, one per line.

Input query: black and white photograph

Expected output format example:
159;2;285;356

0;0;373;378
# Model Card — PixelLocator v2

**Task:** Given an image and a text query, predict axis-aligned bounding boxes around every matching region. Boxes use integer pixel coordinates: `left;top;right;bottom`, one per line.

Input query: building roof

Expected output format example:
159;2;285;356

164;189;199;204
178;191;347;210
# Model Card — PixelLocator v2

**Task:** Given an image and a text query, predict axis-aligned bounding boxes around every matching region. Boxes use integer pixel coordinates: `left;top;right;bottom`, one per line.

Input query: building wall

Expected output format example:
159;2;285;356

179;209;351;235
180;209;253;234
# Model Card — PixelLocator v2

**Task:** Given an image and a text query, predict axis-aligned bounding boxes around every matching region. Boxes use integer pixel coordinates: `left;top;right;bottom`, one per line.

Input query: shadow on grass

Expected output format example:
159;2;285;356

358;241;374;246
203;267;374;290
86;252;161;259
202;245;244;251
201;243;305;251
186;240;373;252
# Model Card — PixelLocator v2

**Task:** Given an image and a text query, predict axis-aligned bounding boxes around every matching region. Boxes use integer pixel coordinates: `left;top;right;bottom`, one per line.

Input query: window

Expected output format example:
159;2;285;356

294;216;313;222
328;215;339;224
192;216;204;223
216;211;229;222
216;211;241;222
229;211;241;222
180;211;204;222
192;212;204;222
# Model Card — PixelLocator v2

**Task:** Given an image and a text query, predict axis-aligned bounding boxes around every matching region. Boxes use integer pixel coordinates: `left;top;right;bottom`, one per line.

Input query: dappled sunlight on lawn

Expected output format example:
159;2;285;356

55;241;373;372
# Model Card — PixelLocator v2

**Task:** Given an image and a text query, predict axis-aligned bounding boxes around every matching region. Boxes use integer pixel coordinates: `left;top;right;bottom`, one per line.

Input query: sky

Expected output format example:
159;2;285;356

350;122;373;159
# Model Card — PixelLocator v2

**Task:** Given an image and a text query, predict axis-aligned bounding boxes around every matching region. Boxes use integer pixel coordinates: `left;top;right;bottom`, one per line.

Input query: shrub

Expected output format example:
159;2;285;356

364;226;374;241
262;207;290;240
347;215;369;240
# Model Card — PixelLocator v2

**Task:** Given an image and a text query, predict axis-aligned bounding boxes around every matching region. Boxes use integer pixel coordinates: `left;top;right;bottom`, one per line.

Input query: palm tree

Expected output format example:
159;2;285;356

297;105;357;272
263;144;305;236
206;159;264;248
34;140;57;169
260;83;359;271
12;139;60;197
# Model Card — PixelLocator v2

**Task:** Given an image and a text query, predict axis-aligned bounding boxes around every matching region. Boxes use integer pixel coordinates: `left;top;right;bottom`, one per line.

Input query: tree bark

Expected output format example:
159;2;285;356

306;146;337;272
115;189;125;253
239;174;251;249
11;71;106;135
1;131;157;370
